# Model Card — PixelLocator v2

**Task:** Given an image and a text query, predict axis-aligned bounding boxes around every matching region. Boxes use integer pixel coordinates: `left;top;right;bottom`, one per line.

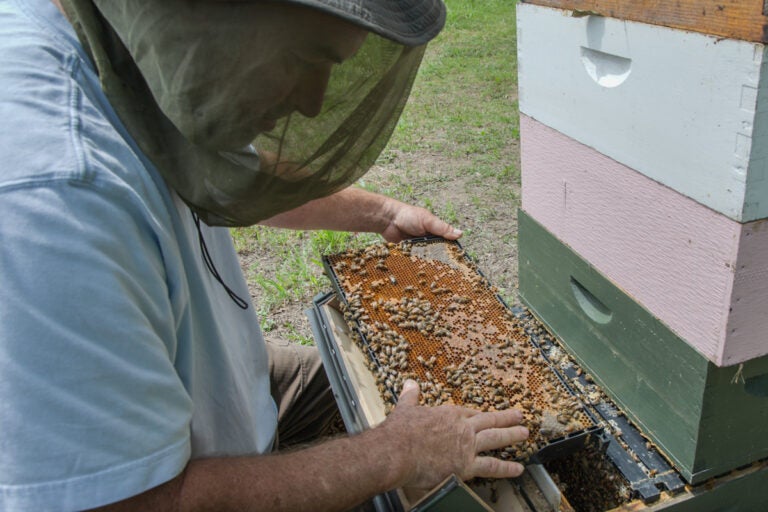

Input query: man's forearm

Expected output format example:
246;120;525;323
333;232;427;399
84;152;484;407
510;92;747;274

259;186;462;243
94;425;407;512
260;187;395;234
179;427;406;511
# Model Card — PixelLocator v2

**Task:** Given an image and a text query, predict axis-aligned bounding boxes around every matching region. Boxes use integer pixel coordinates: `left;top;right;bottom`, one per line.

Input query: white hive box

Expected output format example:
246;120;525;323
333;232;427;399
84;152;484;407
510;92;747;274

517;3;768;223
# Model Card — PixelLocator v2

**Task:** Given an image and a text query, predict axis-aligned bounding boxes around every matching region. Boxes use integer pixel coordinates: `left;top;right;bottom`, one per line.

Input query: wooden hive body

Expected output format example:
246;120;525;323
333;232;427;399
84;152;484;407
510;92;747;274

516;0;768;484
518;209;768;484
518;3;768;222
520;0;768;43
521;115;768;366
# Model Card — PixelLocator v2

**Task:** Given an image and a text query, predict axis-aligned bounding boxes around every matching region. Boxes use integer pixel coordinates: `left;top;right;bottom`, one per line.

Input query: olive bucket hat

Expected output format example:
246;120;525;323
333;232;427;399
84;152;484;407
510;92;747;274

270;0;447;46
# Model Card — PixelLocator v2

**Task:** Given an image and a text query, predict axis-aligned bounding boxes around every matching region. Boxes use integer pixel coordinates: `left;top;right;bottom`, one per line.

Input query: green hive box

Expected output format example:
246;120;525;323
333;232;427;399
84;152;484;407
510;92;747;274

517;209;768;484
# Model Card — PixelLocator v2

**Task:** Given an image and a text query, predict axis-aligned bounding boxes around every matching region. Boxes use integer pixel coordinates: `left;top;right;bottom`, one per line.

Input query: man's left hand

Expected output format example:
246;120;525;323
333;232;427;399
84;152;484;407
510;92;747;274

380;201;462;242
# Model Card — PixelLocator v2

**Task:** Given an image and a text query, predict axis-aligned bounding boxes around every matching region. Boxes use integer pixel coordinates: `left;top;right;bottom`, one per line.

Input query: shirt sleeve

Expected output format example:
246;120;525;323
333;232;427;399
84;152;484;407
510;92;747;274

0;179;193;511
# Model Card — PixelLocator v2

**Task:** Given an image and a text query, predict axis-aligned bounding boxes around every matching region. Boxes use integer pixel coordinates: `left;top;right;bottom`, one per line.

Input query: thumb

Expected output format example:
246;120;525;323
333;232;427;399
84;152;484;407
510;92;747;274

397;379;420;407
423;214;462;240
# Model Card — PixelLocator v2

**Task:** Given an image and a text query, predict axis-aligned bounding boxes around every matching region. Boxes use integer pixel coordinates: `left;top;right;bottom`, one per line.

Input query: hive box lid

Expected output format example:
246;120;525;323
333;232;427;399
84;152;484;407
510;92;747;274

520;0;768;43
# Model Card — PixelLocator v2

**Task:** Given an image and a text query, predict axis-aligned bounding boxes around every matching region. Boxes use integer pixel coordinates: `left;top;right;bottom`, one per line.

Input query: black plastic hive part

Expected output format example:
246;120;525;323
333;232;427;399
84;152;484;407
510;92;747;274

514;306;687;503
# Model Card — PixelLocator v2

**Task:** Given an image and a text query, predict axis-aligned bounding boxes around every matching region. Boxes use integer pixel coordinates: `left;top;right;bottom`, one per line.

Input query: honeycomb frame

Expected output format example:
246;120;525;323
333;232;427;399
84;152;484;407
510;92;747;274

324;237;600;462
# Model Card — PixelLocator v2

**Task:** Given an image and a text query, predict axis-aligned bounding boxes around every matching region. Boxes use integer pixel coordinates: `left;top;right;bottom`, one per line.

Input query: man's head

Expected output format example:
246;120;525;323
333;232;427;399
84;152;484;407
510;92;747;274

231;0;447;134
58;0;446;225
161;2;371;146
83;0;442;149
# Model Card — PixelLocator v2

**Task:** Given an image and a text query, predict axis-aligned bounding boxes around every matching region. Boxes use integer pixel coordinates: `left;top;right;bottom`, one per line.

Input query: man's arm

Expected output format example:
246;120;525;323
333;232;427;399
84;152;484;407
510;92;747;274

260;187;463;242
91;380;529;512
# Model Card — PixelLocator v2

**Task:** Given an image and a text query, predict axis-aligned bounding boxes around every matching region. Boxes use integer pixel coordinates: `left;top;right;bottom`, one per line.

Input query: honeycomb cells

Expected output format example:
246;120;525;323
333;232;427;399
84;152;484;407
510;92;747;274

328;239;595;461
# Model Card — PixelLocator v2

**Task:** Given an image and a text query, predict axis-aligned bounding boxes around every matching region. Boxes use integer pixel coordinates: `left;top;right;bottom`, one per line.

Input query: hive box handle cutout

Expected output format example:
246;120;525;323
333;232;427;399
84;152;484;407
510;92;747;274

570;277;613;324
580;47;631;88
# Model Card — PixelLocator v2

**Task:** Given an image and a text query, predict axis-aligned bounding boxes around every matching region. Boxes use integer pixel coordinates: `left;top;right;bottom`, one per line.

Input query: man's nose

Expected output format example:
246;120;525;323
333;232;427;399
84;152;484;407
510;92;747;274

291;64;333;118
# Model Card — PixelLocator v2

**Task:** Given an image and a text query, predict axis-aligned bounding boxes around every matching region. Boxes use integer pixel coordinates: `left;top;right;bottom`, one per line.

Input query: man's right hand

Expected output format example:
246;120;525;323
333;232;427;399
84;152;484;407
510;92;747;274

379;379;529;491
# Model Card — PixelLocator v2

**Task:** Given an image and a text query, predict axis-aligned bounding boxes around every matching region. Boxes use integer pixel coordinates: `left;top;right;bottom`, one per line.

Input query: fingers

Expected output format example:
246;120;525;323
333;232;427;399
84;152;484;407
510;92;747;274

469;408;529;459
387;204;462;241
421;211;462;240
475;425;529;453
467;408;525;431
470;456;526;480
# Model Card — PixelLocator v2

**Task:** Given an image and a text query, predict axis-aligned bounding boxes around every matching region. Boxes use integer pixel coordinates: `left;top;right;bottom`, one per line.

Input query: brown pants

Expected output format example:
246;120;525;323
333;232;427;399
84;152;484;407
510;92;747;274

266;337;340;449
266;338;377;512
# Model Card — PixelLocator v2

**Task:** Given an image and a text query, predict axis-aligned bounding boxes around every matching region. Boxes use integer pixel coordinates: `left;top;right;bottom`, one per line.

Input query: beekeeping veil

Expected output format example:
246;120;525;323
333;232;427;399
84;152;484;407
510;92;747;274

59;0;446;226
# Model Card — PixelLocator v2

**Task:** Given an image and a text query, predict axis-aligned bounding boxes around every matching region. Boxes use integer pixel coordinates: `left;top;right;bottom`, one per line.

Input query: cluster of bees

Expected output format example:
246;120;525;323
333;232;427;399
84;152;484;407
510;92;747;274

329;240;594;463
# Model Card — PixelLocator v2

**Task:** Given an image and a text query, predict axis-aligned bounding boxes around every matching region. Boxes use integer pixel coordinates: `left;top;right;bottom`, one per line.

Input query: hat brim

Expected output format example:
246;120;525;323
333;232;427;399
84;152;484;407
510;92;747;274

271;0;446;46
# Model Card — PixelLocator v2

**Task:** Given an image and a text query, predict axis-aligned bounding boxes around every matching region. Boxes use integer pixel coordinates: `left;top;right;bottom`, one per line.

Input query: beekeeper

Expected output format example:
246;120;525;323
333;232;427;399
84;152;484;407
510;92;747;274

0;0;529;510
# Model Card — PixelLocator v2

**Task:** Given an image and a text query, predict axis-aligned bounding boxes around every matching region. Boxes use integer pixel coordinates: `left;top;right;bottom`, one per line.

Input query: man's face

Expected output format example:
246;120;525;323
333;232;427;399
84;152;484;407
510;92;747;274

218;3;368;139
141;1;370;149
255;5;368;130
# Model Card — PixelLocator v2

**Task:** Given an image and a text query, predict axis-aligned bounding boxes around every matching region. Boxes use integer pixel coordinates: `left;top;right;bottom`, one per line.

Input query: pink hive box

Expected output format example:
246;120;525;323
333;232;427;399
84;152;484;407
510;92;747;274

520;115;768;367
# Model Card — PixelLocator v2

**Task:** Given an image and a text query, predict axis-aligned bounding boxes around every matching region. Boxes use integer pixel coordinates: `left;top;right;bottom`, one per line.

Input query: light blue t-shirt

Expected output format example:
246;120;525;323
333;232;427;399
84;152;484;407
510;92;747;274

0;0;278;510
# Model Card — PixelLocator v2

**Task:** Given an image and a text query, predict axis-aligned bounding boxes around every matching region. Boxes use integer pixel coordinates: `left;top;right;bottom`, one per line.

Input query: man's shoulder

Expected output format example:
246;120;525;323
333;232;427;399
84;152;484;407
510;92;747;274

0;0;155;197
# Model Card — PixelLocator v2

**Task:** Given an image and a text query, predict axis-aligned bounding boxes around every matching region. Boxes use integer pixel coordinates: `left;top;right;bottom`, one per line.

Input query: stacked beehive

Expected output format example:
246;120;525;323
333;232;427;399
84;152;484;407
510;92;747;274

515;1;768;485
